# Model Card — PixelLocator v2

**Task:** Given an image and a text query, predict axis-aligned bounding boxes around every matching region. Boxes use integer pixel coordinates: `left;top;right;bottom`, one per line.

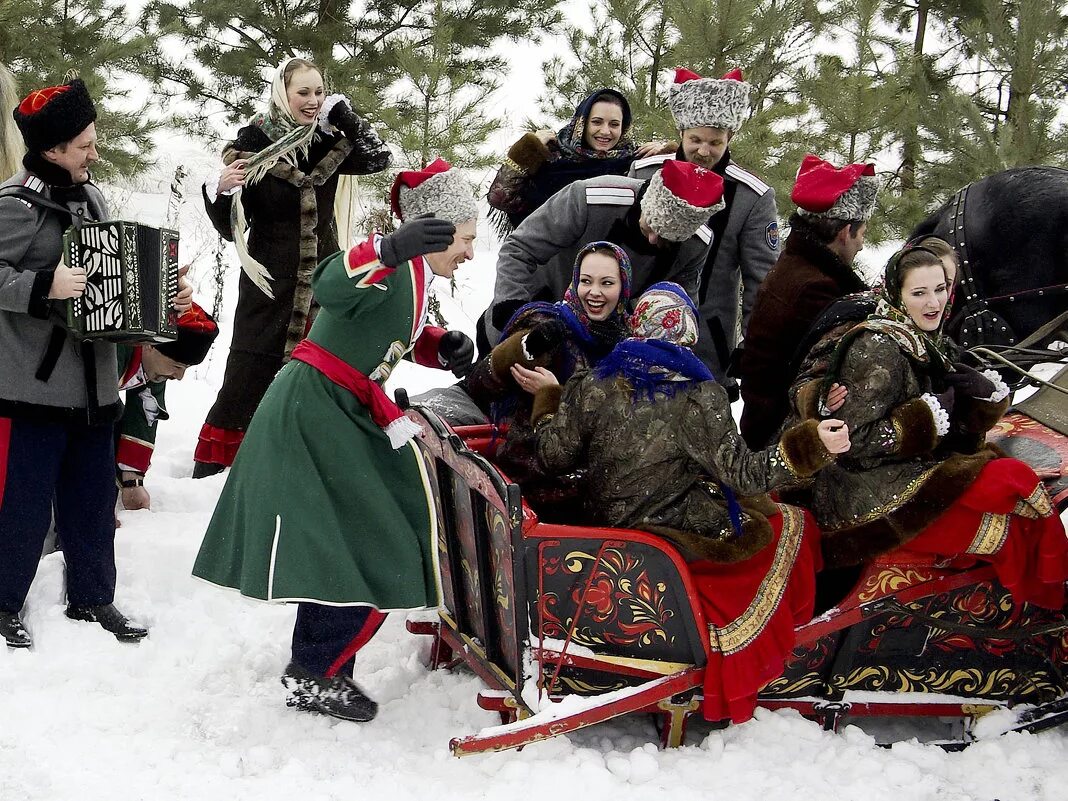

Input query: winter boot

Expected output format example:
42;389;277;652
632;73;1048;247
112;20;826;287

192;461;225;479
65;603;148;642
1;610;31;649
281;661;378;722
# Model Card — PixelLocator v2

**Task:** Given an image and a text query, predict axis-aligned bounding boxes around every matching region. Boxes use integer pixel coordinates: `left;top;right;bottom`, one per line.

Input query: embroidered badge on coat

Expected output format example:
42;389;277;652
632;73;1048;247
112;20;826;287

766;221;779;250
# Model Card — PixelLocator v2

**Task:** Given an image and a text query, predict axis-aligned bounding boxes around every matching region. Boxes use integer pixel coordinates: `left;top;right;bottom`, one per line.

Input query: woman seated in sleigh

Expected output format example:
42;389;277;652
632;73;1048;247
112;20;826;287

512;282;851;725
786;242;1068;609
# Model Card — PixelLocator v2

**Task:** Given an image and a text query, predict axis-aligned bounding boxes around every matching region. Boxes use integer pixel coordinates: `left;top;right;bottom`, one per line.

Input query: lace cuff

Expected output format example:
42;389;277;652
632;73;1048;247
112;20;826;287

979;369;1011;403
317;94;349;134
919;393;951;436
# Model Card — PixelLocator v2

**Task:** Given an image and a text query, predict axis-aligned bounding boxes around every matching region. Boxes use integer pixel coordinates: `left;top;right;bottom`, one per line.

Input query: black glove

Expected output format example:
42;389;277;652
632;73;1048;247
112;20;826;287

491;299;525;332
438;330;475;378
935;385;956;417
379;214;455;267
327;100;368;138
523;319;567;359
944;362;996;399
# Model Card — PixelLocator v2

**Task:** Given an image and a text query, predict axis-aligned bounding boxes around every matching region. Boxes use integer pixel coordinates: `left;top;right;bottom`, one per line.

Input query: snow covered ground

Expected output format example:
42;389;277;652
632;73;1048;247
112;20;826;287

3;182;1068;801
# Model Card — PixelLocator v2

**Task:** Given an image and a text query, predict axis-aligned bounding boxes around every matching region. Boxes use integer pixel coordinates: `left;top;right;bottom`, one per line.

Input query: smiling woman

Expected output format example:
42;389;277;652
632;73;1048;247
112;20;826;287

193;55;393;477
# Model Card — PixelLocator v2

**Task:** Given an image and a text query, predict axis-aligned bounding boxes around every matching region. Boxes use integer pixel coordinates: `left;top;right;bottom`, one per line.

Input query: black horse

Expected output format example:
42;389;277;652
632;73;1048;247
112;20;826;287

910;166;1068;347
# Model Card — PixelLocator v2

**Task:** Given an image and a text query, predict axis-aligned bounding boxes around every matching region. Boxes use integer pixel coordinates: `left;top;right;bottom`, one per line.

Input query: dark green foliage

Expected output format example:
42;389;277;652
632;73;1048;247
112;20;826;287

0;0;160;177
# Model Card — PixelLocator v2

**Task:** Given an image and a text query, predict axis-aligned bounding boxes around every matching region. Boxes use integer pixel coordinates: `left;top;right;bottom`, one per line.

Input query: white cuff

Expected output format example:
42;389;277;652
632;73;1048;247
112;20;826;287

520;333;534;362
979;369;1011;403
204;171;239;204
318;94;349;134
919;393;951;436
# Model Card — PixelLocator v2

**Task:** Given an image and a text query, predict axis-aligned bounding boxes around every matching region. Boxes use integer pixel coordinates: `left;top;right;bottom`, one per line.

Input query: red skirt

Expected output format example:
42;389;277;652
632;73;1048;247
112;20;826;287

688;504;822;724
193;423;245;467
906;457;1067;610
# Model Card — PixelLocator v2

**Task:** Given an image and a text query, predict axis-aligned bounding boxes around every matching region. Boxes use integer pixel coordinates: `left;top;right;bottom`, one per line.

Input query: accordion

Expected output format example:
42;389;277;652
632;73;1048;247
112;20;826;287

64;220;180;342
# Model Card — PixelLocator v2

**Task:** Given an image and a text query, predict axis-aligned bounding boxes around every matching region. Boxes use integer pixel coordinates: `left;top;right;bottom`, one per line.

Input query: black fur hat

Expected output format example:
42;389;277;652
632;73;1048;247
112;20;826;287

154;303;219;366
12;78;97;152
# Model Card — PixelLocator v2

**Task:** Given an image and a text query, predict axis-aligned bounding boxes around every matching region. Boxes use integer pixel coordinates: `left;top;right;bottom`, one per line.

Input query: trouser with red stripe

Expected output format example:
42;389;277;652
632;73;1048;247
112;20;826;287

0;417;117;612
291;602;387;678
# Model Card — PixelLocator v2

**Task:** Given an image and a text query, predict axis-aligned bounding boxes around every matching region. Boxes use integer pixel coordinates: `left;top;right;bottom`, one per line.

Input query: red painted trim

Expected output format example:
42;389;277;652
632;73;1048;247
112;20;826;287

0;417;11;510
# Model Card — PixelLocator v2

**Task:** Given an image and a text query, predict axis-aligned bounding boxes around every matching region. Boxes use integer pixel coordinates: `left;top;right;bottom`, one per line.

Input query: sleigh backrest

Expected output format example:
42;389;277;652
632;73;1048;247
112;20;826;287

409;407;529;699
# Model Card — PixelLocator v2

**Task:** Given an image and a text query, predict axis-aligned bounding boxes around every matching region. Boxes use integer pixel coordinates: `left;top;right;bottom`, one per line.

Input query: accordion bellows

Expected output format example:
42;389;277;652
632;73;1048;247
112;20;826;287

64;220;180;342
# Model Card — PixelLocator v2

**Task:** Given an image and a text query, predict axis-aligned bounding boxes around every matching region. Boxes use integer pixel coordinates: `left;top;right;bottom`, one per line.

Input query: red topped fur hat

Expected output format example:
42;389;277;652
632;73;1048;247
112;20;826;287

389;158;477;225
791;154;878;222
12;78;97;153
667;67;751;132
640;159;725;242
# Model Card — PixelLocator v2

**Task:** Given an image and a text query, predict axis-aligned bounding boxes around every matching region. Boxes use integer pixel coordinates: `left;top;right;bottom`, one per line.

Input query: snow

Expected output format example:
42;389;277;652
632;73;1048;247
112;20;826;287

4;158;1068;801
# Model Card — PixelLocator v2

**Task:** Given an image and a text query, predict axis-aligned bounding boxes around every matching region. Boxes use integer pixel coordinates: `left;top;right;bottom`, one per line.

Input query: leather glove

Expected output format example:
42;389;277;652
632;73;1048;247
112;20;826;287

438;330;475;378
944;362;996;399
491;299;525;333
379;214;455;267
523;319;567;359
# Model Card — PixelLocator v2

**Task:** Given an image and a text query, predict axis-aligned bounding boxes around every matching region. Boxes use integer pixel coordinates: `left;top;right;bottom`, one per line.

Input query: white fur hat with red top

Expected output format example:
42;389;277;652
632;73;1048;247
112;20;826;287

791;154;879;222
389;158;477;226
640;159;726;242
667;67;751;132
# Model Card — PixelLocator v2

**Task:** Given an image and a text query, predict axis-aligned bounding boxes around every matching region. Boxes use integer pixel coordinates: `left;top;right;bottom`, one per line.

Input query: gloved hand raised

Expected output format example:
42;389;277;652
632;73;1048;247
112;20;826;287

944;361;997;399
379;214;455;267
438;330;475;378
522;319;567;359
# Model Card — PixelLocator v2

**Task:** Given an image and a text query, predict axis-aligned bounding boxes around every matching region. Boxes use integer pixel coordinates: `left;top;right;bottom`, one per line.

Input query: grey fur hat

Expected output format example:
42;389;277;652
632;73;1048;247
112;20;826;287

668;67;751;133
390;158;478;225
640;160;725;242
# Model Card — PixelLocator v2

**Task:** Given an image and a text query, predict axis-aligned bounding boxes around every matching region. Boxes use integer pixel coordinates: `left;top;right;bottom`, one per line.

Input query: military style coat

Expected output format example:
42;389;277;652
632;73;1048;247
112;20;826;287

193;237;447;609
630;151;779;382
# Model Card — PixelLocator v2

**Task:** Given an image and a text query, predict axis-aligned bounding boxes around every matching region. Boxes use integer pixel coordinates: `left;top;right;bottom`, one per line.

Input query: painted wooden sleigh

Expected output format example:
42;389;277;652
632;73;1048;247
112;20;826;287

399;397;1068;757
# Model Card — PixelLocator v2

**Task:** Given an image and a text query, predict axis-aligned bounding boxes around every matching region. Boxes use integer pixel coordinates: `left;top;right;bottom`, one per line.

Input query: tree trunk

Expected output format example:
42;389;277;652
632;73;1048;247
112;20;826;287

900;2;929;192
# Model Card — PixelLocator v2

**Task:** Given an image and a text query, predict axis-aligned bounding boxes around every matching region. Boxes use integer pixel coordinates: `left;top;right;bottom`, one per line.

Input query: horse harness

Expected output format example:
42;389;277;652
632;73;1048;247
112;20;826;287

947;183;1068;350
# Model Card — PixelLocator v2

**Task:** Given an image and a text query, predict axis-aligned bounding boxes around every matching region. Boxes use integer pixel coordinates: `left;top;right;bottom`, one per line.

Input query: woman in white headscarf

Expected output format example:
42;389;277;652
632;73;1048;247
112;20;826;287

195;56;392;477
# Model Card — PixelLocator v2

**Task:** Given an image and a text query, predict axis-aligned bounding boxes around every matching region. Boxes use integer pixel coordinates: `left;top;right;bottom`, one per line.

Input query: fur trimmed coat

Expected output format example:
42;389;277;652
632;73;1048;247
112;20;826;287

801;330;1009;567
201;124;390;432
739;232;868;448
533;371;833;562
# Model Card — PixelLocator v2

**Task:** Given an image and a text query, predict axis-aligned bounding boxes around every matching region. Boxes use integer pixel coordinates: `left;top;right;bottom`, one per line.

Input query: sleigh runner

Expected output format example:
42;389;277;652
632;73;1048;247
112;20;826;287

399;396;1068;756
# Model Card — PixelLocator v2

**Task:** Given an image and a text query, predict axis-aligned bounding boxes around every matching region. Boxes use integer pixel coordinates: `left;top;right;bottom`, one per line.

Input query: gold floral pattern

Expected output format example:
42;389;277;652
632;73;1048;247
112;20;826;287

856;567;936;603
709;504;805;655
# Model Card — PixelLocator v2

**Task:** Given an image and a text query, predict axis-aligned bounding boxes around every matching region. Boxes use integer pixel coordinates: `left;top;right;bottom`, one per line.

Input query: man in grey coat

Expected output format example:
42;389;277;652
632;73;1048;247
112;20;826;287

0;77;148;648
629;68;779;388
478;160;718;350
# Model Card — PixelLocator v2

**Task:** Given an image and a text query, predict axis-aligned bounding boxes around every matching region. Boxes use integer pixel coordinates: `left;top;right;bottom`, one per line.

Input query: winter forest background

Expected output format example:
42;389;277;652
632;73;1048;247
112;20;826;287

1;0;1066;245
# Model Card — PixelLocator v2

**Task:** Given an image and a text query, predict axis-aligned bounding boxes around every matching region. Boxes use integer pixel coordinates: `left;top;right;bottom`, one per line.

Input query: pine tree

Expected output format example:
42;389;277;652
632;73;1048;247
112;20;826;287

141;0;562;162
0;0;160;176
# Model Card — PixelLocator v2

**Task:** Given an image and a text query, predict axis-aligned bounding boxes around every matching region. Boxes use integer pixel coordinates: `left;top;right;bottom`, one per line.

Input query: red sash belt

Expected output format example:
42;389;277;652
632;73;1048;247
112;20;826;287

290;339;421;449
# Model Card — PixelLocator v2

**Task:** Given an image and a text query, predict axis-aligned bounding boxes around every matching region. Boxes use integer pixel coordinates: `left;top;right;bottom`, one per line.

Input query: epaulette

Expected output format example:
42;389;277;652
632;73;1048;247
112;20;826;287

694;224;713;245
725;163;771;196
585;185;636;206
630;153;674;172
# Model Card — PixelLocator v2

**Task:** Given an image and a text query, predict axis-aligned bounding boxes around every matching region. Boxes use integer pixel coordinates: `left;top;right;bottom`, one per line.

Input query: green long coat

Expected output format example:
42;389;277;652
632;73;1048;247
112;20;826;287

192;239;443;608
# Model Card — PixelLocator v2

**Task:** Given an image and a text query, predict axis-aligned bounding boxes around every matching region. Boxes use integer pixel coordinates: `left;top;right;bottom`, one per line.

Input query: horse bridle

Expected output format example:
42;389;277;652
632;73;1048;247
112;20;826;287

947;183;1068;349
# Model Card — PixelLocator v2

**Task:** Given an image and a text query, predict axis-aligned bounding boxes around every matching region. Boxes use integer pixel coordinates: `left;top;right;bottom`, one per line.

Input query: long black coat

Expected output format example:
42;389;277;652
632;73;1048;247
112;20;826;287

202;125;390;431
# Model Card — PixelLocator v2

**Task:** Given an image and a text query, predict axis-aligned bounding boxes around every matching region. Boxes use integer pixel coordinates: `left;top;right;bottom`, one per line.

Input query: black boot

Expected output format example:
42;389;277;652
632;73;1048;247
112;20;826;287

281;662;378;722
192;461;225;479
1;611;31;649
65;603;148;642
